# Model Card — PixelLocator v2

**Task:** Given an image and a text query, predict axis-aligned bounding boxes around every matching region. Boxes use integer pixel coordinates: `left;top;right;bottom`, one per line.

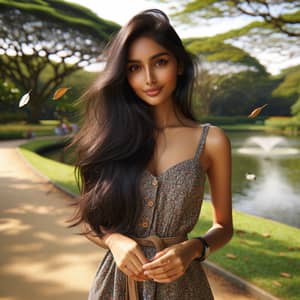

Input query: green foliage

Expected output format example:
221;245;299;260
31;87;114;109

0;0;119;40
0;80;20;104
264;116;300;135
0;80;21;121
184;32;299;117
41;68;98;122
291;97;300;118
209;72;273;116
184;37;266;73
169;0;300;37
272;65;300;99
0;0;120;123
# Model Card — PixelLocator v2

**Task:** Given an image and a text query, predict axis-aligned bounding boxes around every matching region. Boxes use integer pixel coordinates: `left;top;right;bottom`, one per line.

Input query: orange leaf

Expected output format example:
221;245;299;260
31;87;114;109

226;253;237;259
248;104;268;119
53;87;70;100
280;272;292;278
272;280;282;287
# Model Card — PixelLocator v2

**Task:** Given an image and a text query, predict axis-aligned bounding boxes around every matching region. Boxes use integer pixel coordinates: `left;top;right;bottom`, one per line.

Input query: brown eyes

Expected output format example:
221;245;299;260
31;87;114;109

127;58;169;73
155;58;168;66
128;64;140;73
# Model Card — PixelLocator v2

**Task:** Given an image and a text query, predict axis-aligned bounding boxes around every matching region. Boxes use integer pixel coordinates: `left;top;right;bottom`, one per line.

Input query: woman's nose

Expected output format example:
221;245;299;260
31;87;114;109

145;67;156;85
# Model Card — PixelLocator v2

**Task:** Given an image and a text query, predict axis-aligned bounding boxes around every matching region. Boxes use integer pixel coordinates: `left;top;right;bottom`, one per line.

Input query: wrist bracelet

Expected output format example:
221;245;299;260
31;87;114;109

193;236;210;262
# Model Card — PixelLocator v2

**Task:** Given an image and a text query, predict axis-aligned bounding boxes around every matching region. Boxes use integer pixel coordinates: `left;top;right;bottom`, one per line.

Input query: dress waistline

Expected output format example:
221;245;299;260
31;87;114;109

125;234;188;300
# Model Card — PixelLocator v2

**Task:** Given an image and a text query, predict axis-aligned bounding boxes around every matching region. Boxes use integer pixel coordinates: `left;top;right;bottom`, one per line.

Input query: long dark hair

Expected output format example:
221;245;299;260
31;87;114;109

68;9;199;236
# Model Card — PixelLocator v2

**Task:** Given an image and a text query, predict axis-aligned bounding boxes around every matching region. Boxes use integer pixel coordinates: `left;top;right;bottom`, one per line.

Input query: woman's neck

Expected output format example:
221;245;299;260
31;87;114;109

153;100;184;129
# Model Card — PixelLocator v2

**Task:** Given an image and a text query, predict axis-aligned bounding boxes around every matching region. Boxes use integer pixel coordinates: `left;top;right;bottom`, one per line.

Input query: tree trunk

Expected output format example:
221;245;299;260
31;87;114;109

27;96;42;124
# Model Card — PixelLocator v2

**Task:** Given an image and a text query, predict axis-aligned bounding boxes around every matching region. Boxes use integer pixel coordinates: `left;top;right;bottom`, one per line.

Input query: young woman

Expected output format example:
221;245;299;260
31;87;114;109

69;9;233;300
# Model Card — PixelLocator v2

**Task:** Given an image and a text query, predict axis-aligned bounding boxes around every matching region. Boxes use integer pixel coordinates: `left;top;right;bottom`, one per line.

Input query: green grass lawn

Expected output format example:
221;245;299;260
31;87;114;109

18;137;300;300
19;137;79;195
190;203;300;300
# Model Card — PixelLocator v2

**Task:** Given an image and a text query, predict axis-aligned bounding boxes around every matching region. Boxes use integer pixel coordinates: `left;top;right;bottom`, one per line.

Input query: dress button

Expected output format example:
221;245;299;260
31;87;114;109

152;178;158;186
142;220;149;228
147;200;154;207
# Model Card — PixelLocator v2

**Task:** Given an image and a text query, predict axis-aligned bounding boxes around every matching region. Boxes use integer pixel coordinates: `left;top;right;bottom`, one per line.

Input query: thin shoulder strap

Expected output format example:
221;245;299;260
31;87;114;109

194;123;210;160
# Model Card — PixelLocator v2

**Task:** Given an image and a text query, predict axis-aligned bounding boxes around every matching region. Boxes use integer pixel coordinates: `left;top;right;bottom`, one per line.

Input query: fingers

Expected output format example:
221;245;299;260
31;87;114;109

151;249;166;261
135;249;149;265
144;261;181;283
142;252;185;283
119;247;149;281
121;263;148;281
143;255;170;271
152;271;179;283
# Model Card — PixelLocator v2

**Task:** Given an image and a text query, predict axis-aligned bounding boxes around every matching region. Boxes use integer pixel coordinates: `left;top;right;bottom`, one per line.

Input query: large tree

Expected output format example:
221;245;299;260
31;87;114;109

184;36;269;116
0;0;119;123
151;0;300;77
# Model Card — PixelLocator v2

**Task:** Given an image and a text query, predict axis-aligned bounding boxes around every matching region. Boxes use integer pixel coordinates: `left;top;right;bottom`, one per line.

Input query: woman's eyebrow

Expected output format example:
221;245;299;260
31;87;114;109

127;52;170;63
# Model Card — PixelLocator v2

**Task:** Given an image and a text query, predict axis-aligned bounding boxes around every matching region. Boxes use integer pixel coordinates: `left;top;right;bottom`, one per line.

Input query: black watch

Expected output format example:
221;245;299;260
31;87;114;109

194;237;210;262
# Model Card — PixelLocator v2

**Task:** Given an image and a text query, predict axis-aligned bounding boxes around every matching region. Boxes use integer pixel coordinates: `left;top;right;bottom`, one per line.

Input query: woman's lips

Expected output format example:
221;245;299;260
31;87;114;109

144;87;162;97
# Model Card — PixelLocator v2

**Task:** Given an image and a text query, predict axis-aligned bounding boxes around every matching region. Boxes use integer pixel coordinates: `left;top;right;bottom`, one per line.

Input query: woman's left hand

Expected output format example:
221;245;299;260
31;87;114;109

142;239;201;283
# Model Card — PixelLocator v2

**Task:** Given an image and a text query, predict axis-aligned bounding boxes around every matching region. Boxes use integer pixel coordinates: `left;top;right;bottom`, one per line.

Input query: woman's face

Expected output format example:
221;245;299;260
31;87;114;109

126;36;180;106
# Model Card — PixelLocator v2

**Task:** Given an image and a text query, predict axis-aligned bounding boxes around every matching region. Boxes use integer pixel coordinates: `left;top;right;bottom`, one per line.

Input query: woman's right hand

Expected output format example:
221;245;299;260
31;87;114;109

104;233;149;281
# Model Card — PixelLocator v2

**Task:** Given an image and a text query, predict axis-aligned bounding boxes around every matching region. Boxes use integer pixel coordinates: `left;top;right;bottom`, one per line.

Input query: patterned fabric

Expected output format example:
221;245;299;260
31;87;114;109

88;123;214;300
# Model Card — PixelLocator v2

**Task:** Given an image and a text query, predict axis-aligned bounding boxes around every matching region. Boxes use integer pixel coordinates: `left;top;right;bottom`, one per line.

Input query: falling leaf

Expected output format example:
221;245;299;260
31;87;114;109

18;90;32;108
245;173;256;180
248;104;268;119
262;232;271;238
53;87;70;100
272;280;282;287
226;253;237;259
278;252;286;256
280;272;292;278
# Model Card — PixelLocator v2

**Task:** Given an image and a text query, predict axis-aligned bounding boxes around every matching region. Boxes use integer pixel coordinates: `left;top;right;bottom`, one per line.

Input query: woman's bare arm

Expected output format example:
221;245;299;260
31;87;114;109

200;126;233;252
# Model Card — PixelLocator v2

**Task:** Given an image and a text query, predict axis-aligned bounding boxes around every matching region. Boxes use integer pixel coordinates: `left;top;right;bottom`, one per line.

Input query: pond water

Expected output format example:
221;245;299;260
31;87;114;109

44;131;300;228
226;131;300;228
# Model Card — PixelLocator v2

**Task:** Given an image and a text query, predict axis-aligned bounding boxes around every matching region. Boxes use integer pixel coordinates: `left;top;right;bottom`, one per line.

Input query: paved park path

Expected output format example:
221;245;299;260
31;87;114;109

0;139;256;300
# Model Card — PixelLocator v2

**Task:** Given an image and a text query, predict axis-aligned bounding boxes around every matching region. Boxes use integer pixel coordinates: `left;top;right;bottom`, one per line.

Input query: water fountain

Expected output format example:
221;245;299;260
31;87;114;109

237;136;299;156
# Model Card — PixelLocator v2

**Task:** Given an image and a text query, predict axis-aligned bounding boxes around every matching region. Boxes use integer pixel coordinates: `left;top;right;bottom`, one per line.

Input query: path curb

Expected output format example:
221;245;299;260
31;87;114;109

203;261;280;300
17;143;281;300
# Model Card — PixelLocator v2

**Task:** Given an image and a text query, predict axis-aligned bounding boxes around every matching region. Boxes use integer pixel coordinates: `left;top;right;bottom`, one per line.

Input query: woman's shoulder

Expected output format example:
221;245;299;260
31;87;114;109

204;124;231;156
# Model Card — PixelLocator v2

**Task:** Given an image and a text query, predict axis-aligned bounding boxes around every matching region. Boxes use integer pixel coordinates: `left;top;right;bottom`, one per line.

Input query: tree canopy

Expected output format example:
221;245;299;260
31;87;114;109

168;0;300;37
0;0;120;123
151;0;300;77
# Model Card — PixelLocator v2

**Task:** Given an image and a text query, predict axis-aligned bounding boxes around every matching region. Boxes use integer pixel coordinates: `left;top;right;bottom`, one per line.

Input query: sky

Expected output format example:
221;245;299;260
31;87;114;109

65;0;300;75
65;0;254;38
